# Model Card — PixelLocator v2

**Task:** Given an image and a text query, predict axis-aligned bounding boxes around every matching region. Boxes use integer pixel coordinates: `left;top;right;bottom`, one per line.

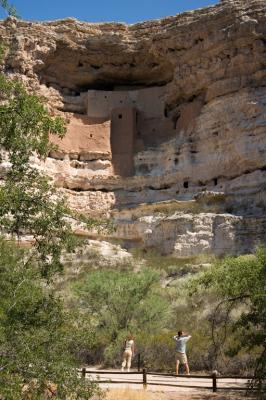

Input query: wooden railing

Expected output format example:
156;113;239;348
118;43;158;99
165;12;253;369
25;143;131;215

80;368;254;393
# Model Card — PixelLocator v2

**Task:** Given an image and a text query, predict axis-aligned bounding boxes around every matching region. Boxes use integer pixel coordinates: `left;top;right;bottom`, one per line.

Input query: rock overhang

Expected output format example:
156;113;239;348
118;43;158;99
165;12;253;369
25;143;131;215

0;0;266;256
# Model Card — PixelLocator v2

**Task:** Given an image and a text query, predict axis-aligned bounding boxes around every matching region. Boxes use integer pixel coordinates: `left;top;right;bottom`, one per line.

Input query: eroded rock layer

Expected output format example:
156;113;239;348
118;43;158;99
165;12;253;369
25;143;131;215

1;0;266;256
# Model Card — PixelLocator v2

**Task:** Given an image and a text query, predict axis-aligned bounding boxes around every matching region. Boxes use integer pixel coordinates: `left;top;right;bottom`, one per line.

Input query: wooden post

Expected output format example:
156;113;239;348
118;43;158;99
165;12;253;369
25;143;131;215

212;371;217;392
81;367;86;379
138;353;141;372
143;368;147;389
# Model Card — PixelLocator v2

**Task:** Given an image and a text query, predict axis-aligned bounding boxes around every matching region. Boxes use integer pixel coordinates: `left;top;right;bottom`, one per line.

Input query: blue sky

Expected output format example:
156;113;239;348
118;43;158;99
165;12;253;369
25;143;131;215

0;1;218;23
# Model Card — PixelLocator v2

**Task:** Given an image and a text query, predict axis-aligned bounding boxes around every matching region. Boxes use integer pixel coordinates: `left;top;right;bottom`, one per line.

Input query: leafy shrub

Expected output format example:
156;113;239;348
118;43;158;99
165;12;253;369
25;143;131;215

72;268;171;367
189;250;266;395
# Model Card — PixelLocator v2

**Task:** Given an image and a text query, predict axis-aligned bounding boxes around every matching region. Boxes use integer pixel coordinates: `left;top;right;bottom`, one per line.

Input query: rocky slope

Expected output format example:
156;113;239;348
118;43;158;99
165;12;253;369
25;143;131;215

0;0;265;257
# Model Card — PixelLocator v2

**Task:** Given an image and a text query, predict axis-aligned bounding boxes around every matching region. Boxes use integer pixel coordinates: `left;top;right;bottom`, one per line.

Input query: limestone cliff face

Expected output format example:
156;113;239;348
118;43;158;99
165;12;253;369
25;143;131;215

0;0;266;257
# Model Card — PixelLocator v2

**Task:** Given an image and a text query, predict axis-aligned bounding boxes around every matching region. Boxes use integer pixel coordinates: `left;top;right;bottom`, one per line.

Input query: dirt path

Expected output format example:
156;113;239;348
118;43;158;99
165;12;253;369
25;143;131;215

86;369;251;398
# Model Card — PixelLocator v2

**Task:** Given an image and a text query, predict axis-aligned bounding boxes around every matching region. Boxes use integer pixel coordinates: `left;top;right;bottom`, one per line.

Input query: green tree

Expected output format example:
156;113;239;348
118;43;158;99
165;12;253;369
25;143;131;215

0;45;103;398
190;250;266;397
0;239;101;399
0;57;102;278
0;69;75;277
0;0;19;17
73;268;170;366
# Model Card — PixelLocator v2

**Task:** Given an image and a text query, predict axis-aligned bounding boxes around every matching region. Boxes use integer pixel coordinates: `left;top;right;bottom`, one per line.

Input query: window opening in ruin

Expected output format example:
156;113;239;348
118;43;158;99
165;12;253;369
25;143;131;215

174;158;179;165
194;38;204;45
173;113;180;130
214;178;218;186
118;114;123;119
90;134;93;138
78;61;84;67
183;181;189;189
164;108;168;118
188;95;197;103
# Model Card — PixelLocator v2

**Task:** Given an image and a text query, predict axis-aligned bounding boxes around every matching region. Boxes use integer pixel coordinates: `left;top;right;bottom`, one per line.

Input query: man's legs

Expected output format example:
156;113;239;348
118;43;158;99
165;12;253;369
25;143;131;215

176;353;190;375
176;359;180;375
184;362;190;375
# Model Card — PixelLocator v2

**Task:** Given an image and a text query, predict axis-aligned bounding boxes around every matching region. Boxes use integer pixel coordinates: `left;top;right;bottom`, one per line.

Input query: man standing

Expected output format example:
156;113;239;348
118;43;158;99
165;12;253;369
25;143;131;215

173;331;191;375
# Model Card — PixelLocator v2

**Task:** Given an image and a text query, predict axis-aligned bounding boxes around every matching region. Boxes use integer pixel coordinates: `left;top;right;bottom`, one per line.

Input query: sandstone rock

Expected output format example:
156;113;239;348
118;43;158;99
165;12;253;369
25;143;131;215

0;0;265;257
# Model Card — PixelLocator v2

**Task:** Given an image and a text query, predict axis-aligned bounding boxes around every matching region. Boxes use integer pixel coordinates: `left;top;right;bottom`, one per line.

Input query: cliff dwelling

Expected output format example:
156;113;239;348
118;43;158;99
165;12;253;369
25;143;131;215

52;86;176;176
1;0;266;257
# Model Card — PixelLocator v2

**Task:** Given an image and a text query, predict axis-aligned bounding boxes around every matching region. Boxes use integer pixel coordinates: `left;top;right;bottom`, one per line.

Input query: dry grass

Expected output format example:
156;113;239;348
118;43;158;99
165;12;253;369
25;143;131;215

105;390;252;400
106;388;153;400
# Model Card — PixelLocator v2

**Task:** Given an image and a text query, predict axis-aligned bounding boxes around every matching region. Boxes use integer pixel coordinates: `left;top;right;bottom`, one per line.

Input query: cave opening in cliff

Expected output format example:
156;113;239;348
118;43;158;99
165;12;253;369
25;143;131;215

40;47;178;177
75;81;169;94
38;53;173;95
